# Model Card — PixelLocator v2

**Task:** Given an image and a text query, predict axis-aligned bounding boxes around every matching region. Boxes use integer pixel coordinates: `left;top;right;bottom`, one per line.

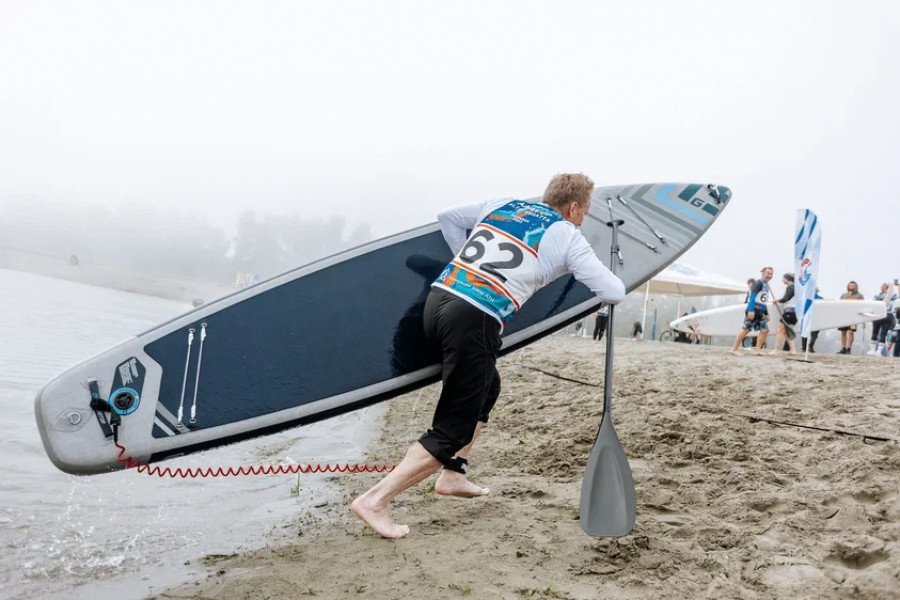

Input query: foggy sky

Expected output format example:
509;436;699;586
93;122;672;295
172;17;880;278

1;1;898;298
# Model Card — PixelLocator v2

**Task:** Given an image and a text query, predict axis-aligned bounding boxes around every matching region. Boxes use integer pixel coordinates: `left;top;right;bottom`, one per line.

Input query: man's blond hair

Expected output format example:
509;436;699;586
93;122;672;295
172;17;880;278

542;173;594;209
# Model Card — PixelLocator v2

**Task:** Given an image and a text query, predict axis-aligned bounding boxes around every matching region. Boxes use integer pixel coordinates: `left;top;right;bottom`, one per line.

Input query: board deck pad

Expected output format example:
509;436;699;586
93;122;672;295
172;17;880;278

36;183;731;474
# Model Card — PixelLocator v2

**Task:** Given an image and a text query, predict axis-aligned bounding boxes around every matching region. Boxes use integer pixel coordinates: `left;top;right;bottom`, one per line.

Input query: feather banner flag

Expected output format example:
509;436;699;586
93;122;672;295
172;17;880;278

794;209;821;339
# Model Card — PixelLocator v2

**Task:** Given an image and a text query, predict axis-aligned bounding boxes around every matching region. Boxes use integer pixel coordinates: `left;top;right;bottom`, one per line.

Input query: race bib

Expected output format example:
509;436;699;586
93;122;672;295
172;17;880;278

434;200;562;324
455;223;539;305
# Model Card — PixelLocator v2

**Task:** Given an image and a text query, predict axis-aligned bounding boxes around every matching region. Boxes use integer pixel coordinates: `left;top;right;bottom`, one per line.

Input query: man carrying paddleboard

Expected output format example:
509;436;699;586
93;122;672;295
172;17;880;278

351;173;626;539
730;267;774;355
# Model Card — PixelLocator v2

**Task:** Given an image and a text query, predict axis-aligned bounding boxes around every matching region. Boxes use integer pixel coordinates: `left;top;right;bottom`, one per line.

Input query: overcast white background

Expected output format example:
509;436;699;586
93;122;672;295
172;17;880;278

1;1;898;296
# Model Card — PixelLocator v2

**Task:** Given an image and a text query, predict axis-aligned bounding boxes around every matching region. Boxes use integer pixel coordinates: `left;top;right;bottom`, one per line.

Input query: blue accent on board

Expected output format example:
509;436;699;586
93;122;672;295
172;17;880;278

653;184;712;225
108;387;140;416
677;184;703;201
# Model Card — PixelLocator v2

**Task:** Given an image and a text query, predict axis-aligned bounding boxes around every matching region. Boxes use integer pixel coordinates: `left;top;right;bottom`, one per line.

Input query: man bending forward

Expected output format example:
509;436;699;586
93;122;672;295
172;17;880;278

351;173;626;538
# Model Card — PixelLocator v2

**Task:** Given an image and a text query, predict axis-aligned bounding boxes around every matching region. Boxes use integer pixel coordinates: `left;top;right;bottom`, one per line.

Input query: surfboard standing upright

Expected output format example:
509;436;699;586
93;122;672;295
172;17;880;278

36;183;732;475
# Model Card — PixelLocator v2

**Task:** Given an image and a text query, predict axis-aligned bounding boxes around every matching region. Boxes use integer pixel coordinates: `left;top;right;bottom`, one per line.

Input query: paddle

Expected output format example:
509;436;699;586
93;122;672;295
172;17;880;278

764;280;796;341
579;213;636;537
770;300;797;341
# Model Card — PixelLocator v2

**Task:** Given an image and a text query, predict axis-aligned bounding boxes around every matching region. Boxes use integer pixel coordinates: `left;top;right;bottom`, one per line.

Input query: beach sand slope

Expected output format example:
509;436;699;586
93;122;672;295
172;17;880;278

153;338;899;600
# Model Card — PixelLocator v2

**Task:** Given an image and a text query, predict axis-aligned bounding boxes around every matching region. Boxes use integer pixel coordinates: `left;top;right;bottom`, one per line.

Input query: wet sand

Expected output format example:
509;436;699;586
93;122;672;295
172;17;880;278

153;338;899;600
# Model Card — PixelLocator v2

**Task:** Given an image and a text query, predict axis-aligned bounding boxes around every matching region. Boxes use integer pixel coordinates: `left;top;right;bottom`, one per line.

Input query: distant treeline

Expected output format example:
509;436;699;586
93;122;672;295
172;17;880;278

0;200;372;284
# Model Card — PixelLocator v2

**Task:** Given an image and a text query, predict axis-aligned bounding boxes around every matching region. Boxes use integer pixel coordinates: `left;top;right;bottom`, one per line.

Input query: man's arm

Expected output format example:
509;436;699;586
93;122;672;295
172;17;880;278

436;201;488;255
776;284;793;304
565;232;626;304
747;281;762;313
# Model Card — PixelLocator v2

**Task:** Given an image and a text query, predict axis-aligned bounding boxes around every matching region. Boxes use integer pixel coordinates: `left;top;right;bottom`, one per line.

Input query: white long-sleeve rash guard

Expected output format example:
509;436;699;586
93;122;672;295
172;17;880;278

435;198;626;313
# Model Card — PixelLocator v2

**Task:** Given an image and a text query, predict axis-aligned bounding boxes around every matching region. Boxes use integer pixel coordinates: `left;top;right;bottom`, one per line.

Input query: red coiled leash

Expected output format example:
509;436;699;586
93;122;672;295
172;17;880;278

114;442;394;478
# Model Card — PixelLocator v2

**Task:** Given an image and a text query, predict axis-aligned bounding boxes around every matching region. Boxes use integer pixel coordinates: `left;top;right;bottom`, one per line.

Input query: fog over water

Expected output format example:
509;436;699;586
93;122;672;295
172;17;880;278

1;1;899;297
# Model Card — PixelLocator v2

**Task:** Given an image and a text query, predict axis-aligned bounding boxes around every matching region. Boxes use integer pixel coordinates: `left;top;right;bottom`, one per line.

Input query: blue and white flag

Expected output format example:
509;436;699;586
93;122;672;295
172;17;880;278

794;209;821;338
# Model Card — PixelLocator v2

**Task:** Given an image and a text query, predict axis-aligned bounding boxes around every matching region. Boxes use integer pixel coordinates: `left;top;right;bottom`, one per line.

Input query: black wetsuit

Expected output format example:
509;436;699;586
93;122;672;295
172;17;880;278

418;288;501;470
593;306;609;341
776;283;797;326
871;293;897;344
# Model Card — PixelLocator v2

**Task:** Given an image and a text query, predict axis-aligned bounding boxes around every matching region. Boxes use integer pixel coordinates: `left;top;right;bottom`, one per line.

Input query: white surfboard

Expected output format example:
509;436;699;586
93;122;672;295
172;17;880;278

670;300;885;337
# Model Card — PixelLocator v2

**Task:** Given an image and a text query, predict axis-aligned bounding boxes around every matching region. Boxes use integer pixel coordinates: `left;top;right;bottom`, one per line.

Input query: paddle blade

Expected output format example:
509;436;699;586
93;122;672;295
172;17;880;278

579;414;636;537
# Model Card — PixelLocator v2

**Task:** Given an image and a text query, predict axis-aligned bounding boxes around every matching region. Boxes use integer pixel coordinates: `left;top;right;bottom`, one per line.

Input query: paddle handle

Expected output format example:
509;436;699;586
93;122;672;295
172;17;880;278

603;218;625;415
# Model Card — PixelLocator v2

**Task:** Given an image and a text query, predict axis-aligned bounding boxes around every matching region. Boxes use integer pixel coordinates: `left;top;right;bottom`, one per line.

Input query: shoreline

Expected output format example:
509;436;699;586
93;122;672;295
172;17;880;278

153;338;898;600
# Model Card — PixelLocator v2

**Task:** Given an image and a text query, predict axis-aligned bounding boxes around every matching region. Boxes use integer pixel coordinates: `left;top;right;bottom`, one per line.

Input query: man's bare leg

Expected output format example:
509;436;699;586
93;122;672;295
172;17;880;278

754;330;769;355
731;330;750;355
350;442;440;539
769;329;785;355
435;421;490;498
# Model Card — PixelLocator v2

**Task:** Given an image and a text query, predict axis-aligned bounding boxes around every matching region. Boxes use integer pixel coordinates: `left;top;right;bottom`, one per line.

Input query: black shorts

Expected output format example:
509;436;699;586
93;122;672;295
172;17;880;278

418;288;502;467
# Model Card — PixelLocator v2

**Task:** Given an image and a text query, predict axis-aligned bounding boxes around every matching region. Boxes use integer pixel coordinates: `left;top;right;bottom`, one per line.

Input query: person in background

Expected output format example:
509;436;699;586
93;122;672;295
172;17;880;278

731;267;773;356
837;281;864;354
800;288;823;353
770;273;796;355
743;278;755;303
592;304;610;342
868;282;898;356
895;280;900;357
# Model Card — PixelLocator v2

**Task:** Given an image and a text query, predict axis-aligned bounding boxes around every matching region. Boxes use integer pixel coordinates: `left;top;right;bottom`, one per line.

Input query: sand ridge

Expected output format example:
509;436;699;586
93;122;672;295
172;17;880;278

153;338;899;600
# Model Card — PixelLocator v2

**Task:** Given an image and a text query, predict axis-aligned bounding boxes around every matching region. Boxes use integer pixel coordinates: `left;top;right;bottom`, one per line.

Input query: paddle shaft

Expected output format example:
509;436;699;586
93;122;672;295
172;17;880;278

769;295;797;341
603;218;625;415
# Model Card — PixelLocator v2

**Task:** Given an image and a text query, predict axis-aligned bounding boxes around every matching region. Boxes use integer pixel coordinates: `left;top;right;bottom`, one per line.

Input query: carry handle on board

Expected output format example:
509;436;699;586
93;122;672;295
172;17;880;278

579;202;636;537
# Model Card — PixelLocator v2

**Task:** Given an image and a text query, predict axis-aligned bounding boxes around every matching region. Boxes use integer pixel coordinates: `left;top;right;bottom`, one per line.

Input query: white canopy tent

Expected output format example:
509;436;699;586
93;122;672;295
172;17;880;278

639;262;747;338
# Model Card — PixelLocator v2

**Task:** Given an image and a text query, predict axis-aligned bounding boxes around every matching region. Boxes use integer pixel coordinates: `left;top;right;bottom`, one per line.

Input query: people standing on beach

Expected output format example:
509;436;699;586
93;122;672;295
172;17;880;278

887;299;900;358
743;278;755;303
350;173;626;539
592;304;609;342
800;288;823;353
731;267;773;356
837;281;864;354
631;321;643;339
893;280;900;358
868;283;898;356
770;273;796;355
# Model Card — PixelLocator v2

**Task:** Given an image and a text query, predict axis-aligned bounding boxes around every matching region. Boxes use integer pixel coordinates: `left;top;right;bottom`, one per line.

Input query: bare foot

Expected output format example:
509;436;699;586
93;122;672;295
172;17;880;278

435;469;489;498
768;350;781;356
350;494;410;539
730;349;742;356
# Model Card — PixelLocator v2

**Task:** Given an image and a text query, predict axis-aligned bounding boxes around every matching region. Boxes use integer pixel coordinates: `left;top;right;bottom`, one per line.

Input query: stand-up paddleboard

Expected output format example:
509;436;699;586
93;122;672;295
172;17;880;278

670;299;884;337
36;183;731;474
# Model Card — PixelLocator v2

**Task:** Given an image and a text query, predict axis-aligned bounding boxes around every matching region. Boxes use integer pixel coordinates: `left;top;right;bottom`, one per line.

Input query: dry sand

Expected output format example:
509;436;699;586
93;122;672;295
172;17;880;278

153;338;899;600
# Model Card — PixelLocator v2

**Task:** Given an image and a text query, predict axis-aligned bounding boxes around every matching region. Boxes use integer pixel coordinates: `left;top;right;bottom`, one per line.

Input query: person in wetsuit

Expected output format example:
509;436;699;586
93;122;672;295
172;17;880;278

593;304;610;342
350;173;626;539
868;282;898;356
770;273;797;355
731;267;774;355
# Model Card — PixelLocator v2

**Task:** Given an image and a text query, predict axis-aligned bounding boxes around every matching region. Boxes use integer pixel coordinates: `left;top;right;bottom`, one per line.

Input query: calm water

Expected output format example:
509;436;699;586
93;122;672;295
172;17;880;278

0;269;384;600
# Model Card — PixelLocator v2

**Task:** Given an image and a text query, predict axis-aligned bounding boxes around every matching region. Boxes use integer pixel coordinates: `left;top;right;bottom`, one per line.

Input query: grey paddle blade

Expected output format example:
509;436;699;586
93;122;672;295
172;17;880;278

580;217;635;537
579;410;636;537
